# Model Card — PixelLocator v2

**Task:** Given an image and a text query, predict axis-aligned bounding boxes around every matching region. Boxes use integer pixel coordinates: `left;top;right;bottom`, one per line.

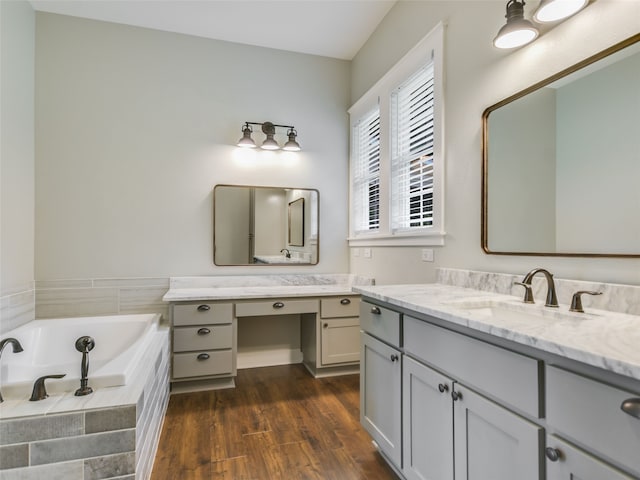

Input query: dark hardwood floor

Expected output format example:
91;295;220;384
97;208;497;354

151;364;398;480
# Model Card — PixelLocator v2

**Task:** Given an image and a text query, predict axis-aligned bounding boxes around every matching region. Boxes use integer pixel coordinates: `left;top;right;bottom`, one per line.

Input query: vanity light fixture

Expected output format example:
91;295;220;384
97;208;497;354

236;121;301;151
533;0;588;22
494;0;539;49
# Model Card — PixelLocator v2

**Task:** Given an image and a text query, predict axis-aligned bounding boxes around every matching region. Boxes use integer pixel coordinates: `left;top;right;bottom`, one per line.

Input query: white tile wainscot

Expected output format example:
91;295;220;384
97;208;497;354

0;327;169;480
354;272;640;480
163;274;374;392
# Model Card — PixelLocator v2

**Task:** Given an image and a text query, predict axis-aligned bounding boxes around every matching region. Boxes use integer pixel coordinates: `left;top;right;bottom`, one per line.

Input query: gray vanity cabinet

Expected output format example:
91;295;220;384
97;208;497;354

452;384;542;480
402;356;454;480
360;301;403;469
545;435;636;480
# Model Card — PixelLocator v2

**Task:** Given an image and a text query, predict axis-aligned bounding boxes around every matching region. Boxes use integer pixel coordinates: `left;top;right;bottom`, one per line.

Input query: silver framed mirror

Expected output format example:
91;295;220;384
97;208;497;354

482;34;640;258
213;185;319;265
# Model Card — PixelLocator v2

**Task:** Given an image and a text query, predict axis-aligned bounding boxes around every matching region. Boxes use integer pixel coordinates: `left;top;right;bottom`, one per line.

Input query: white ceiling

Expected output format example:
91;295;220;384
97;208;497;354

29;0;397;60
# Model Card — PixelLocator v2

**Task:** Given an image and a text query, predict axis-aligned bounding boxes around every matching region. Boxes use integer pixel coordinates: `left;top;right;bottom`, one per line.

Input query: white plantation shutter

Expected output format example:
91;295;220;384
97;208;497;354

390;61;435;231
352;107;381;233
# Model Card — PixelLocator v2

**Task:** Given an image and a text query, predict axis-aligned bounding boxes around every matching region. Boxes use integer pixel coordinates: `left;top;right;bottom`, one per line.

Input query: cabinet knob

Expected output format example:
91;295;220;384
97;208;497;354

197;353;210;361
197;328;211;335
390;354;399;362
438;383;449;393
621;398;640;419
371;306;381;315
340;298;351;305
545;447;561;462
451;391;462;401
197;304;210;312
323;323;329;329
273;302;285;309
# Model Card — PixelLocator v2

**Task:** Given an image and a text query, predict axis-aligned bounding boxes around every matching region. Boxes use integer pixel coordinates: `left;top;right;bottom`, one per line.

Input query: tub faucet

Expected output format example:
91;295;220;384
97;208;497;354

280;248;291;258
516;268;559;307
0;338;24;403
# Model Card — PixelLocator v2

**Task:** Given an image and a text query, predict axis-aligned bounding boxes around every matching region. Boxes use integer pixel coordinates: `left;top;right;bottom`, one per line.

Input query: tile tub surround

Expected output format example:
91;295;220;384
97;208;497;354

163;273;374;301
437;267;640;316
34;277;170;320
353;281;640;381
0;288;35;335
0;329;169;480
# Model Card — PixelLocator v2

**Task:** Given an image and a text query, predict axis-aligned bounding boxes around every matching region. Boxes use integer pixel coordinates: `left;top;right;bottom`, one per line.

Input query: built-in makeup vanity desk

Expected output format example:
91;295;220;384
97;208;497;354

162;274;373;393
354;273;640;480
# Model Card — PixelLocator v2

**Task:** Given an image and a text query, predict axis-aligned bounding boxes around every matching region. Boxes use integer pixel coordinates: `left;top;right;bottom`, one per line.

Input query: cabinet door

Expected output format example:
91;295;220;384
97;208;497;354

320;317;360;365
453;384;543;480
360;332;402;469
546;435;636;480
402;356;454;480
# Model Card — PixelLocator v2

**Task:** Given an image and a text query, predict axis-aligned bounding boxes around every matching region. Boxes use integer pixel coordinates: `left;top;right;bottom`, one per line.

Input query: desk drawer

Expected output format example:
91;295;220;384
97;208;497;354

404;316;542;418
173;324;233;352
173;302;233;326
172;350;233;379
547;366;640;476
321;296;360;318
360;301;401;347
235;299;318;317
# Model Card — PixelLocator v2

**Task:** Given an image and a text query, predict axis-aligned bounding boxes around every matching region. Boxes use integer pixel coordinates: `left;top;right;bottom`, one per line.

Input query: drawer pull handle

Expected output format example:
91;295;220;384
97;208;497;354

545;447;561;462
371;306;381;315
390;354;399;362
451;391;462;402
340;298;351;305
197;305;211;312
273;302;285;309
197;328;211;335
197;353;210;361
621;398;640;419
438;383;449;393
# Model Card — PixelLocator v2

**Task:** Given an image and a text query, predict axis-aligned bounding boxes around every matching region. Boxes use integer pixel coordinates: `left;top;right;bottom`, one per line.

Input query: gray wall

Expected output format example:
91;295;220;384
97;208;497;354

35;12;351;281
350;0;640;285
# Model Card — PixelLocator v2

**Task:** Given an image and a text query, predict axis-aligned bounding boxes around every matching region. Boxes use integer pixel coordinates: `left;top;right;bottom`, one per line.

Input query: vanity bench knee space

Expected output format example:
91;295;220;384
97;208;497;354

163;275;371;393
355;283;640;480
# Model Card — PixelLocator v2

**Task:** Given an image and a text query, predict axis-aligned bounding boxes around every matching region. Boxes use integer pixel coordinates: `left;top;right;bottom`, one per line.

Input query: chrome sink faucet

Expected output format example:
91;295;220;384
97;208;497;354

280;248;291;258
515;268;559;308
0;338;24;403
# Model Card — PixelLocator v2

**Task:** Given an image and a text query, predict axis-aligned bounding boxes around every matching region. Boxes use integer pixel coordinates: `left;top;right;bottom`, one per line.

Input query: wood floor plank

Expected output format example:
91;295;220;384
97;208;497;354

151;365;398;480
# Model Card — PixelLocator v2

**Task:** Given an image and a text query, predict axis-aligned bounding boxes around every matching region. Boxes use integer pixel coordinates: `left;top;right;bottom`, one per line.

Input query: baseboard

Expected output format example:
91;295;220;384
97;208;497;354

237;348;303;369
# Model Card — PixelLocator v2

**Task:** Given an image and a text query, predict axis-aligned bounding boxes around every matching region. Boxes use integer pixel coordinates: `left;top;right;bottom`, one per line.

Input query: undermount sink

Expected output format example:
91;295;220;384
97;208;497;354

442;299;584;323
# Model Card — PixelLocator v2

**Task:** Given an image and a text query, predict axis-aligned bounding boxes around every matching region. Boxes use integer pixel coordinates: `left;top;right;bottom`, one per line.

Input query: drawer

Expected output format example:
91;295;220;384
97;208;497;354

173;302;233;326
360;301;401;348
546;365;640;476
173;324;233;352
320;296;360;318
172;349;233;379
235;298;318;317
404;316;542;418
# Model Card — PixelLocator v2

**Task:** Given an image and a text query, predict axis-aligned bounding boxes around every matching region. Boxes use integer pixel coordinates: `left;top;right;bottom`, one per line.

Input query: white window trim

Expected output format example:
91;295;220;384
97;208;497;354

348;22;445;247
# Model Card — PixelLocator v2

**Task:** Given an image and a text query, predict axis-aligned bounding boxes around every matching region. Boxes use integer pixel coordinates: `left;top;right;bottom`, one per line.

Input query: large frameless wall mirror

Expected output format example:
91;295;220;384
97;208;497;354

214;185;319;265
482;34;640;257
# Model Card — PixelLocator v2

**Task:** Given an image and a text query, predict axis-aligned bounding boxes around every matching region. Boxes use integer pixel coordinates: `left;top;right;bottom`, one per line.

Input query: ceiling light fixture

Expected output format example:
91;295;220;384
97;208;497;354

533;0;588;23
493;0;539;49
236;121;301;151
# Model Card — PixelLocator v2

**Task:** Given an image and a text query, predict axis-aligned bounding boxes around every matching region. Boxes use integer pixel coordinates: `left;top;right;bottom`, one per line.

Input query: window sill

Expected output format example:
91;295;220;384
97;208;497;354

347;231;446;247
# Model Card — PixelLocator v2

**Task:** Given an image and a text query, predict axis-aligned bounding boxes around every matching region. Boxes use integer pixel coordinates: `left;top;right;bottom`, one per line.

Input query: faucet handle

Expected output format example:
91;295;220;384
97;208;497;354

514;282;534;304
30;374;66;402
569;291;602;313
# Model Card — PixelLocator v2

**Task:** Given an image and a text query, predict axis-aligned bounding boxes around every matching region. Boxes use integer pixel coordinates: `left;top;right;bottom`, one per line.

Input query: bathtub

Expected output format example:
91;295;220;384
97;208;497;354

0;313;161;399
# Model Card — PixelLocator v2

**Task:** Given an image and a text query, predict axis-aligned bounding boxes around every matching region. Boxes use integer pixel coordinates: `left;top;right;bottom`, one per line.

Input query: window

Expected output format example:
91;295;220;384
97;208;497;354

349;23;444;246
352;108;381;233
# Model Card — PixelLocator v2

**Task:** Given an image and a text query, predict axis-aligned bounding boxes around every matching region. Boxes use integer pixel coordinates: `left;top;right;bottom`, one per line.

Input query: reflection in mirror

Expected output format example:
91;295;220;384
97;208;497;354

288;198;305;246
482;34;640;257
214;185;319;265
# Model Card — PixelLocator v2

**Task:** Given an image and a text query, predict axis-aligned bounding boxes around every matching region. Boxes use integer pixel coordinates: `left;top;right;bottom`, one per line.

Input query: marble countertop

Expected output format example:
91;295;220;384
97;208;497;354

163;274;373;302
354;283;640;382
